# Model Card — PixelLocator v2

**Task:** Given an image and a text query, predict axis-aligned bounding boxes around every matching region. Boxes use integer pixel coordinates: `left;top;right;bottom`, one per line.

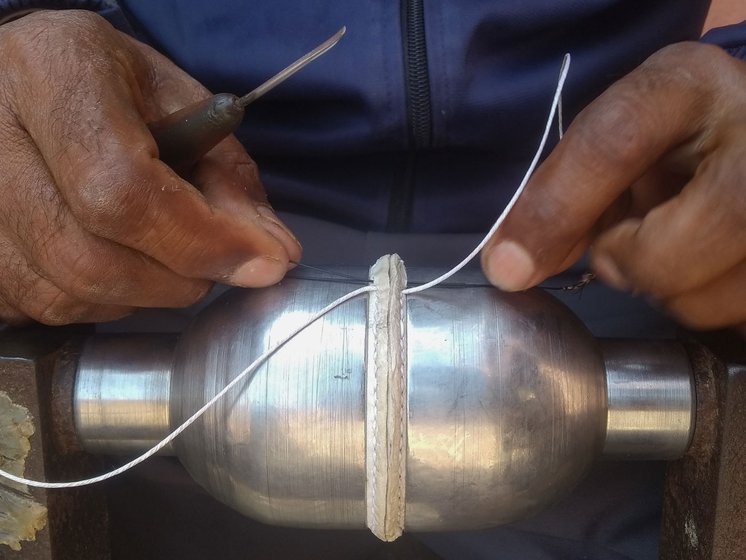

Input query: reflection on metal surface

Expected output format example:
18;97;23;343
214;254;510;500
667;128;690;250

172;280;369;529
602;339;693;459
405;289;606;530
75;335;176;455
71;277;696;533
167;283;608;530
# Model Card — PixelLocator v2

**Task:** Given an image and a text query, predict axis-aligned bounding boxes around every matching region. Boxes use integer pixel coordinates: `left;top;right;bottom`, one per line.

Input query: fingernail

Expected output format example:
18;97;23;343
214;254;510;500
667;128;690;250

256;205;302;253
485;241;535;291
592;255;630;291
231;256;286;287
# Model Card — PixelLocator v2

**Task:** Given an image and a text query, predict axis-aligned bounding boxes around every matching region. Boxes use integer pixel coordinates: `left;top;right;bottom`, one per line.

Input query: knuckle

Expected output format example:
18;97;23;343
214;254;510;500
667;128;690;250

0;10;108;69
222;149;259;175
0;9;142;121
645;42;729;77
575;43;724;174
576;90;650;171
69;162;159;240
646;42;702;69
233;157;263;189
19;10;111;48
26;9;104;29
197;147;266;199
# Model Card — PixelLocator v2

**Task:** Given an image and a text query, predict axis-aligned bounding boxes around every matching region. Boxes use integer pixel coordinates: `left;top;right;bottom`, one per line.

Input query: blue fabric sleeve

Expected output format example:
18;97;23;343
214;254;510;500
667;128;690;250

701;20;746;60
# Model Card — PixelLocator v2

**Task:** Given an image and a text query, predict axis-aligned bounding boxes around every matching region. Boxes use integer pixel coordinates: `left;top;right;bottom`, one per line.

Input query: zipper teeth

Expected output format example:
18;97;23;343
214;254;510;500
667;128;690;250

388;0;432;232
404;0;433;148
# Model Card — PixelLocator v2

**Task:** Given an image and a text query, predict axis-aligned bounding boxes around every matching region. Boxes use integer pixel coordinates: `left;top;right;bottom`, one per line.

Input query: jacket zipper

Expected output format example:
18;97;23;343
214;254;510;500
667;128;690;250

402;0;433;149
387;0;433;231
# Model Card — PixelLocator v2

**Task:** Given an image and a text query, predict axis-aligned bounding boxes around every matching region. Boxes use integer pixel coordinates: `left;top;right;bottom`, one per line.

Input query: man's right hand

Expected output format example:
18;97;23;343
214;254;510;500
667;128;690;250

0;10;300;325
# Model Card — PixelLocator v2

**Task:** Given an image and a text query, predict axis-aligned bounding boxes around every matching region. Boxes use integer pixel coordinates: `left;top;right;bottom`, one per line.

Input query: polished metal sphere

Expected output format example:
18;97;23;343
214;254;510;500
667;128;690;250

170;278;607;531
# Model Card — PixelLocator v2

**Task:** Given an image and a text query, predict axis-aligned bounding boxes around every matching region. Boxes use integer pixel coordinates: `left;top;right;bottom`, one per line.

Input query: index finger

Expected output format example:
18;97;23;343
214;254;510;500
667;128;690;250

481;42;739;291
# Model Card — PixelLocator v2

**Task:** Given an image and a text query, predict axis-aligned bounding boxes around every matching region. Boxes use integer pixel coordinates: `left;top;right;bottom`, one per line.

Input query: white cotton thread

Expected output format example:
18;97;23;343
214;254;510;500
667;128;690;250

402;53;571;295
0;284;374;490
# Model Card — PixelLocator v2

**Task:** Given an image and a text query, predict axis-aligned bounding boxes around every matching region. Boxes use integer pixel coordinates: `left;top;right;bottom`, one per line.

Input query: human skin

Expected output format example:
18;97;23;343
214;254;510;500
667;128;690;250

0;10;301;324
481;42;746;337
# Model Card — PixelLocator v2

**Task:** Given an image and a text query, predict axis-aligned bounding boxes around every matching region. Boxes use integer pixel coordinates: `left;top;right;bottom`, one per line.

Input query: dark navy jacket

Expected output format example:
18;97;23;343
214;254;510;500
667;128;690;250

6;0;743;235
124;0;714;233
